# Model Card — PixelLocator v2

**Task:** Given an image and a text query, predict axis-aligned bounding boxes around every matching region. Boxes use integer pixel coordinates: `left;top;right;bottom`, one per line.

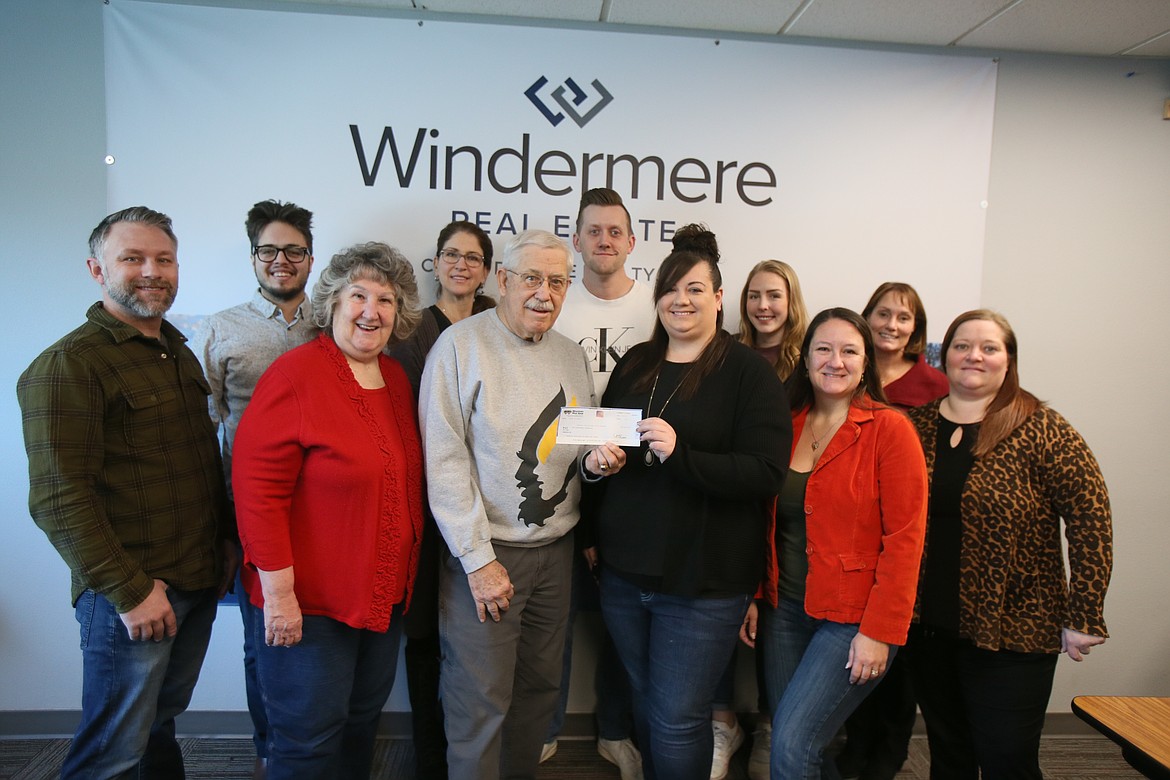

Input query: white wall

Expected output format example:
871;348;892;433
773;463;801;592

980;54;1170;704
1;0;109;713
1;0;1166;726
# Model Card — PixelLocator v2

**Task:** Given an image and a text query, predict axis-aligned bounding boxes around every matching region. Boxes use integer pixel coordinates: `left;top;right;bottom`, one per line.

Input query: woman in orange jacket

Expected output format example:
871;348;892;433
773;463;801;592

741;308;928;779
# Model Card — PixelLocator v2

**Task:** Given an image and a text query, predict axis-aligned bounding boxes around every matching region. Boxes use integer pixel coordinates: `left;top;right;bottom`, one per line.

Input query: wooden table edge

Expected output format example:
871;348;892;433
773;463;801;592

1071;696;1170;780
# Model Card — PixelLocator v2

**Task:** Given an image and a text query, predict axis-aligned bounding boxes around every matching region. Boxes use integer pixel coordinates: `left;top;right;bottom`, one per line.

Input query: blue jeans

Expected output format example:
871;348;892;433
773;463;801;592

600;570;750;780
712;646;737;711
761;598;894;780
236;563;268;758
62;586;217;779
254;609;403;780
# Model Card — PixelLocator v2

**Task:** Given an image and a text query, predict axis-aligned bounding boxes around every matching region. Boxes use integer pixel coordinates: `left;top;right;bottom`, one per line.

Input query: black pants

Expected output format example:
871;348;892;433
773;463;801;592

903;625;1058;780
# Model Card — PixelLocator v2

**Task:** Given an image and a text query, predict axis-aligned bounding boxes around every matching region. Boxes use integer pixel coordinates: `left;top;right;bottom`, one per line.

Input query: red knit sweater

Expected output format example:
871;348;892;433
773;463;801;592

234;335;424;632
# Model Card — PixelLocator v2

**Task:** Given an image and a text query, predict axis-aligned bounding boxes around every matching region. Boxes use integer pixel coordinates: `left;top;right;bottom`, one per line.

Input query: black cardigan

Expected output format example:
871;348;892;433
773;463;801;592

583;337;792;598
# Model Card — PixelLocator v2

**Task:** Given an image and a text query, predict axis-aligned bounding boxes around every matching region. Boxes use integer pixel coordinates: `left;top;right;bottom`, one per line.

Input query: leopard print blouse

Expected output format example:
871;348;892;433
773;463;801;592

909;400;1112;653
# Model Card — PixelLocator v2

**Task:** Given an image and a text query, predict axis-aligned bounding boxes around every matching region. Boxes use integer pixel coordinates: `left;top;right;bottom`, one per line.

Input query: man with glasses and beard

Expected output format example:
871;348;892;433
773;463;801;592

18;206;232;778
192;199;320;779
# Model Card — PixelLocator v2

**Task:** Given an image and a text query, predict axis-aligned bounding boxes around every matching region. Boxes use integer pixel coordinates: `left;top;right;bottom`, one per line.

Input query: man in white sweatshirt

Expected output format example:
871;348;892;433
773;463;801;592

545;188;653;779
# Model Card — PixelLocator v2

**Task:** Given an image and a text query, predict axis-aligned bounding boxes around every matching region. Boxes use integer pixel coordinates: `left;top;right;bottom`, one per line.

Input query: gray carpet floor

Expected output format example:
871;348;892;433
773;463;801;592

0;734;1145;779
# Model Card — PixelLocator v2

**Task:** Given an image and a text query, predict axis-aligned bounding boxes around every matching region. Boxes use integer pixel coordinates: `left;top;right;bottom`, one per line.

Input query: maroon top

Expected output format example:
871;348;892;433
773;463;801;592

884;355;949;409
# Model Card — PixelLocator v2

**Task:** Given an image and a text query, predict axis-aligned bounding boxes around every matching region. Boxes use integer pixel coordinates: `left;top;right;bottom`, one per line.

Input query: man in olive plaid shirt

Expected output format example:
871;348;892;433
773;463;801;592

17;206;232;779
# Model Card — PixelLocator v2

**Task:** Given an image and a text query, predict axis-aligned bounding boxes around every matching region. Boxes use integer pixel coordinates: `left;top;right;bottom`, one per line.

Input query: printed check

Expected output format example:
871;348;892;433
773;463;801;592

556;407;641;447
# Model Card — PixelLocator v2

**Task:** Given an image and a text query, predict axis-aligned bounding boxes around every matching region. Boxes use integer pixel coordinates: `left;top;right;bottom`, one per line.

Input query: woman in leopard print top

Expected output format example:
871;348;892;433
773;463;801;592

904;309;1112;780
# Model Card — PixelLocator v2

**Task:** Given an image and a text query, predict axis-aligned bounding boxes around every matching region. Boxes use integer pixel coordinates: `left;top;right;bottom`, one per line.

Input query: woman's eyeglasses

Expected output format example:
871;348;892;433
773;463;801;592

438;249;486;268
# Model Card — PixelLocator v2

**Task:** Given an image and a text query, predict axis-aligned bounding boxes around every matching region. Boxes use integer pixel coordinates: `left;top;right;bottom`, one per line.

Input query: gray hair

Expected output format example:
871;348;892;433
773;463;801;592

88;206;178;262
311;241;422;344
500;229;574;276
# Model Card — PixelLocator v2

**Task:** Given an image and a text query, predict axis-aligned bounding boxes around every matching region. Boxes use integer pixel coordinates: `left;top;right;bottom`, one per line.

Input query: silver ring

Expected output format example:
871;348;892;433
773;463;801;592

599;463;608;471
871;669;879;676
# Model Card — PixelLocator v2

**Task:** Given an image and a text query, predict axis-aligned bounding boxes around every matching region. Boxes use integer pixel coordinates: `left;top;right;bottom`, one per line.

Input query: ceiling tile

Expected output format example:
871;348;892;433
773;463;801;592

784;0;1006;47
957;0;1170;55
606;0;804;35
140;0;1170;58
417;0;602;22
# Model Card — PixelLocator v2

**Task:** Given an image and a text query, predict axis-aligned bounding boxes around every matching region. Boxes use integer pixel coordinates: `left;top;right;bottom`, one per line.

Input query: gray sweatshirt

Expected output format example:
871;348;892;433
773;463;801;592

419;309;595;573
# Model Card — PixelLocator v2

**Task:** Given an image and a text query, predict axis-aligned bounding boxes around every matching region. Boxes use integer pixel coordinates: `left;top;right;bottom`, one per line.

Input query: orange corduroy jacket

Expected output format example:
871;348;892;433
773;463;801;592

762;400;928;646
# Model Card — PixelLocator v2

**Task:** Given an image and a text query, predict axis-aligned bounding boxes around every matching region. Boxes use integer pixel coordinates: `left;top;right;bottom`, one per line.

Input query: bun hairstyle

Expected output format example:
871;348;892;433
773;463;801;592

655;224;724;331
671;223;720;262
623;223;731;401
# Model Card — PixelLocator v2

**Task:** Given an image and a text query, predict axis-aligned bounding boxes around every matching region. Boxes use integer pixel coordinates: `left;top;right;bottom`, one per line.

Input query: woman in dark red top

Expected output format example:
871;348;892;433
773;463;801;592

837;282;949;778
862;282;949;409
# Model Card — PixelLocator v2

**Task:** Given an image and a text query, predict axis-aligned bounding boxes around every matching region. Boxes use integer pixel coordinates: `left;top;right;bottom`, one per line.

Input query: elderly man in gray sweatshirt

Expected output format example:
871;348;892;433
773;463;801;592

420;228;625;780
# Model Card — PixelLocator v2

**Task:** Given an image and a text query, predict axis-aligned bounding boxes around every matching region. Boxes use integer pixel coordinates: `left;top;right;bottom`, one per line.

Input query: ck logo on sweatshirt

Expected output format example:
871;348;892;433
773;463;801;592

525;76;614;128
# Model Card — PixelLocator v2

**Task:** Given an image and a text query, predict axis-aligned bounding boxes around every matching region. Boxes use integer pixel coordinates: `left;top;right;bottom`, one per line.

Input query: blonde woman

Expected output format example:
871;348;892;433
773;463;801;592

738;260;809;381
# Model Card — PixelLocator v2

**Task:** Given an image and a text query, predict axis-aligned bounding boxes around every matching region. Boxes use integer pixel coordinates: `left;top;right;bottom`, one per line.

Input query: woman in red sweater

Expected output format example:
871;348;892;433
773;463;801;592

233;242;425;779
741;308;928;779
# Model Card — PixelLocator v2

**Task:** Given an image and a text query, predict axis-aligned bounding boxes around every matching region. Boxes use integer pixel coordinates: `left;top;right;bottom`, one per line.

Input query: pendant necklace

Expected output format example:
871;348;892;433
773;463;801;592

644;367;690;466
809;412;847;452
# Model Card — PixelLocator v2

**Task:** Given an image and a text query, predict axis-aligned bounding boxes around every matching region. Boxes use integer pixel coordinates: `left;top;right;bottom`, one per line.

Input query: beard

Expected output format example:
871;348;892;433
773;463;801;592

106;277;176;318
259;276;308;303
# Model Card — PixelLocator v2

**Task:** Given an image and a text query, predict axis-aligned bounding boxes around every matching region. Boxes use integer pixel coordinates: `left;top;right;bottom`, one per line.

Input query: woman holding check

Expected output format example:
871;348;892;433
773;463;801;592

583;231;791;780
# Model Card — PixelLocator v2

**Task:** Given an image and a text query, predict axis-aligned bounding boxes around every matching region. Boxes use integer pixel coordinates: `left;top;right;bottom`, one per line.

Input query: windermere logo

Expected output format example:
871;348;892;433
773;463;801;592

525;76;614;128
348;124;779;206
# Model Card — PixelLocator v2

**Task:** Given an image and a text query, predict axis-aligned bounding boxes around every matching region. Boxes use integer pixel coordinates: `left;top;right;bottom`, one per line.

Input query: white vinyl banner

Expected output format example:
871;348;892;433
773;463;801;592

104;1;997;341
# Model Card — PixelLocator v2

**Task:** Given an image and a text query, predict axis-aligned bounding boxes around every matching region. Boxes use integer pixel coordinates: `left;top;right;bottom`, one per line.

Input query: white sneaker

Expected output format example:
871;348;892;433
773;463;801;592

710;719;745;780
598;737;644;780
747;721;771;780
539;740;557;763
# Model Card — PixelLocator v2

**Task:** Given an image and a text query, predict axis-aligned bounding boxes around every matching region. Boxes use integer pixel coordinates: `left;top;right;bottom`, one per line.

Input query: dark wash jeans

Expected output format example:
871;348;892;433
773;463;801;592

236;563;268;758
600;570;750;780
254;608;403;780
